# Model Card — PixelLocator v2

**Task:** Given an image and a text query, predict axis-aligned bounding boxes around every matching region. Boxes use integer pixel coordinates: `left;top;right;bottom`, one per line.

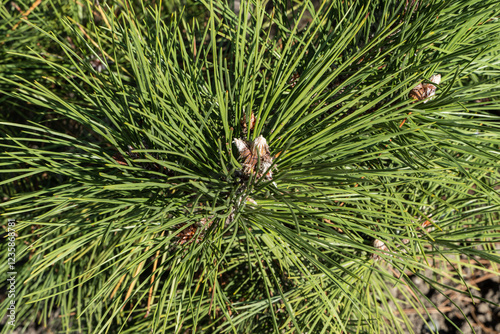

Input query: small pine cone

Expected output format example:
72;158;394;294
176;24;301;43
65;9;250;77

409;74;441;103
371;239;390;261
234;135;276;180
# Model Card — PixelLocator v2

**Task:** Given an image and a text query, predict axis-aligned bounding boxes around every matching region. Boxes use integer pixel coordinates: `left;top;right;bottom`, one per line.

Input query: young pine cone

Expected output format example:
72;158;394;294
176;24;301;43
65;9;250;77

233;135;275;181
409;74;441;103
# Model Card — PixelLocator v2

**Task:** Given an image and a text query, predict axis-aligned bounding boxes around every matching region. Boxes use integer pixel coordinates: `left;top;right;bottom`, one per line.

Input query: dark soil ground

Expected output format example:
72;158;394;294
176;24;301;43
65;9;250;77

398;257;500;334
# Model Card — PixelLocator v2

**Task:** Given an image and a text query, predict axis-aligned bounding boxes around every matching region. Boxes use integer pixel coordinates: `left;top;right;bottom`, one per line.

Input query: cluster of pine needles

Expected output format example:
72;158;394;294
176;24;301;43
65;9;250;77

1;0;500;333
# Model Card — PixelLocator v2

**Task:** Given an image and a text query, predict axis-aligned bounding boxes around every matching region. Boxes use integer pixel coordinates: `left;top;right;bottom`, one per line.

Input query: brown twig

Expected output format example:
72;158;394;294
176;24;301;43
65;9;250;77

122;261;144;311
110;273;127;299
399;112;412;128
10;1;23;13
145;231;164;317
123;239;151;311
401;306;453;315
470;305;498;334
469;272;497;285
75;22;115;63
12;0;42;30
